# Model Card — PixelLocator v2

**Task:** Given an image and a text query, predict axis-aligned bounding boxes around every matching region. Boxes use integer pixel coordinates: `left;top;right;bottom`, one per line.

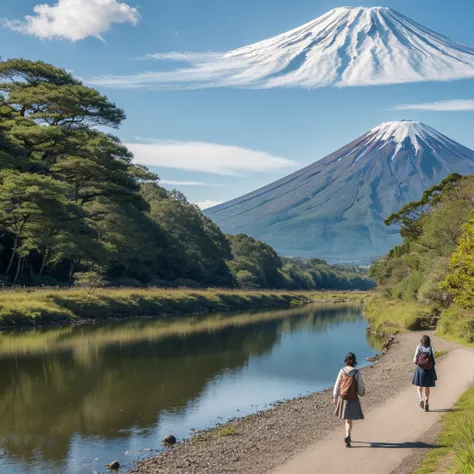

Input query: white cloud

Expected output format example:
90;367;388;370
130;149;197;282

160;180;227;187
138;52;221;62
5;0;140;41
195;200;222;210
394;100;474;112
125;140;298;176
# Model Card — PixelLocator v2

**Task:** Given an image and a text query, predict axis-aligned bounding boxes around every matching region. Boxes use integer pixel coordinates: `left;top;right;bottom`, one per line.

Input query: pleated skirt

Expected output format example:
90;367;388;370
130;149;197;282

412;367;437;387
334;395;364;420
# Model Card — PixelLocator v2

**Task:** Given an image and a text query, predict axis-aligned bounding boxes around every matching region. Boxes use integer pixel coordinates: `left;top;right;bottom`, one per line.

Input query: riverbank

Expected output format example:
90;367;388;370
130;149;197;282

364;294;474;346
129;332;459;474
0;287;367;328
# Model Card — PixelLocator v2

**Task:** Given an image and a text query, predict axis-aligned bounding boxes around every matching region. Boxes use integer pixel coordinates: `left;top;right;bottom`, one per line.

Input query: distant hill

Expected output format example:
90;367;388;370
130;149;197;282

205;121;474;260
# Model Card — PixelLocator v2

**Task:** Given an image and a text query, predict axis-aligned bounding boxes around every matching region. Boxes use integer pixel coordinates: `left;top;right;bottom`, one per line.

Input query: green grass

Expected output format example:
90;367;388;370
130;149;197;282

0;287;367;328
415;384;474;474
218;427;237;437
363;294;431;333
434;350;448;359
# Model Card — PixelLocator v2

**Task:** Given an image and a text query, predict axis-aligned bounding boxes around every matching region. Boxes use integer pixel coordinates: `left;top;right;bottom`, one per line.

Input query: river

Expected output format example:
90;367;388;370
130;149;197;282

0;303;382;473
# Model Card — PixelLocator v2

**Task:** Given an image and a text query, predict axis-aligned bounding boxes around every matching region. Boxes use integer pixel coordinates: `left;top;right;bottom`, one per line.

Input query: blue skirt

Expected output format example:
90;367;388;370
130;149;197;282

412;367;437;387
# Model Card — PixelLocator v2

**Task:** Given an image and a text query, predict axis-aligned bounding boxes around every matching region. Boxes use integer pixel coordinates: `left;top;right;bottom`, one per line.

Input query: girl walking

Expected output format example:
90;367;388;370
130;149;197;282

333;352;365;448
412;335;437;412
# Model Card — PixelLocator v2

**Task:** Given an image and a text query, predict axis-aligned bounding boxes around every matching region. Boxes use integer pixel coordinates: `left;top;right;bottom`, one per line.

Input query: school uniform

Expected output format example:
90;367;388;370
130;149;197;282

412;345;437;387
333;366;365;420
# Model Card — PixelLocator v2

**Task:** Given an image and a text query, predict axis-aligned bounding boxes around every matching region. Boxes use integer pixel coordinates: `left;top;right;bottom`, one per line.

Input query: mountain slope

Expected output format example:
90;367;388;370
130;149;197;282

95;6;474;89
205;121;474;261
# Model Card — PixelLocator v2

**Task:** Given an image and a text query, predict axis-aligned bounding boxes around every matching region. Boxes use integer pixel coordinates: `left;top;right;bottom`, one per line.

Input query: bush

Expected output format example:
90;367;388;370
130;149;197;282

437;306;474;344
235;270;261;289
393;271;423;301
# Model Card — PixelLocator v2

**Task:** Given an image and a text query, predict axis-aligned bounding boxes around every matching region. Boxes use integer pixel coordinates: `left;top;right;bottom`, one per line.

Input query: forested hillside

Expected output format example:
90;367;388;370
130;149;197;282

227;234;374;290
0;59;372;291
369;173;474;343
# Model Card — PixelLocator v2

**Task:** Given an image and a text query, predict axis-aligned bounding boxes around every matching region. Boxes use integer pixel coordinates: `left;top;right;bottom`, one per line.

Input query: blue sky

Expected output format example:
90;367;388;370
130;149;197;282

2;0;474;208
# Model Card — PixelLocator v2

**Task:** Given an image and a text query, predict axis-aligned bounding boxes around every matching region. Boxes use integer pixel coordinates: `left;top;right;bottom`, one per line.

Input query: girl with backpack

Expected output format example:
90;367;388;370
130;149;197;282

412;335;437;412
333;352;365;448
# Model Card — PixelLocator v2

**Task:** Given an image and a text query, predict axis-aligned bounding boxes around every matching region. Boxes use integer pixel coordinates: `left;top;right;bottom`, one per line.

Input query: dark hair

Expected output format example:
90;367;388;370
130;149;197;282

344;352;358;367
421;335;431;348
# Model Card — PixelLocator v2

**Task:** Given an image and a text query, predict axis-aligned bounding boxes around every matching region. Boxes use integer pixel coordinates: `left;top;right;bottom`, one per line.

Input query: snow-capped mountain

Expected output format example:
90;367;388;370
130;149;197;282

205;121;474;260
94;6;474;89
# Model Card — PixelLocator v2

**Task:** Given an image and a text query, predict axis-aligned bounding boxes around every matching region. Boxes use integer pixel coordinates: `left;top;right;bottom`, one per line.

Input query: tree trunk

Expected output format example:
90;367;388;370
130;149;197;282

69;259;80;282
14;256;22;283
69;261;75;282
122;261;131;278
39;249;50;276
4;238;19;277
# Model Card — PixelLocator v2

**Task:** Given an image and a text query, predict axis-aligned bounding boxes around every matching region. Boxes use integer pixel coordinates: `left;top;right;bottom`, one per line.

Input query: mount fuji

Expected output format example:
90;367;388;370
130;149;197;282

94;6;474;89
205;121;474;261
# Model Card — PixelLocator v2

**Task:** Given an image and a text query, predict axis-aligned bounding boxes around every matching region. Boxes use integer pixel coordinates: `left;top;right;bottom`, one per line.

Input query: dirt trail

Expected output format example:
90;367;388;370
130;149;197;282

273;333;474;474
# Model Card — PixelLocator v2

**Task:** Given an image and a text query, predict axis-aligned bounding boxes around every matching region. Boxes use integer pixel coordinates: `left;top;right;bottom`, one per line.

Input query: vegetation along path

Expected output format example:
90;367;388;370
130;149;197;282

130;332;473;474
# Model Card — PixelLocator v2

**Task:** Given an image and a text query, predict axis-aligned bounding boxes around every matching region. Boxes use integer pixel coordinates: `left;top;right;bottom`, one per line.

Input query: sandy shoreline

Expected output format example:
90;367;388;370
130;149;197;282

128;331;424;474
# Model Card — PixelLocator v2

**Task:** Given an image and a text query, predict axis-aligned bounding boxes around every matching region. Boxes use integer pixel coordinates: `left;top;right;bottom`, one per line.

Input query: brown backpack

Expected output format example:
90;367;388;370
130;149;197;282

340;370;358;401
417;349;434;370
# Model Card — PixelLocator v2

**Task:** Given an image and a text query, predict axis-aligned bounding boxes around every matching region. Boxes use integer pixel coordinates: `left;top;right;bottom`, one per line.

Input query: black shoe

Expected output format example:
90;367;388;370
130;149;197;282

425;403;429;412
344;436;351;448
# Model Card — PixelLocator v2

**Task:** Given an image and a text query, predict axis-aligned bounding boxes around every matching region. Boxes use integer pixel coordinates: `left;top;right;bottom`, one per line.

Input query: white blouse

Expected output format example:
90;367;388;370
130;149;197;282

333;367;366;399
413;345;435;363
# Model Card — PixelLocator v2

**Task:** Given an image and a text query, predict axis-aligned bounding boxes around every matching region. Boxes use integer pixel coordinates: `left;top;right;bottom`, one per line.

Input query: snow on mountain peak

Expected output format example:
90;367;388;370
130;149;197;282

90;6;474;89
205;121;474;260
367;121;448;156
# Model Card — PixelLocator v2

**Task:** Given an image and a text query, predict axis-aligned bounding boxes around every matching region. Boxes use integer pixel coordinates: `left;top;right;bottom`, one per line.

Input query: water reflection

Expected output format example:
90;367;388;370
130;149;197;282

0;304;381;473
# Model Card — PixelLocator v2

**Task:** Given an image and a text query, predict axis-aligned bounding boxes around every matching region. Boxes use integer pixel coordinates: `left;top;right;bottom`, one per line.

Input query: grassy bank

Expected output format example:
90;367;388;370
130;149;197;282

364;294;474;346
363;294;431;334
415;384;474;474
0;288;366;328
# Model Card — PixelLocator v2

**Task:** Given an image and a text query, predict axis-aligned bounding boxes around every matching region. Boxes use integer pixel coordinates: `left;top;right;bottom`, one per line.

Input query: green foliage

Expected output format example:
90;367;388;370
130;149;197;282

226;234;375;291
417;257;452;306
0;59;233;288
0;58;373;292
227;234;282;288
385;173;462;240
372;175;474;306
393;271;423;300
437;306;474;345
370;174;474;342
74;269;106;295
442;215;474;308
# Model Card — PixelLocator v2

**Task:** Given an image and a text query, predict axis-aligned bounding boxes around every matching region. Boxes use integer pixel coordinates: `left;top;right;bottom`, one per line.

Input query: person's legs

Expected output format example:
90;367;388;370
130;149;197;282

417;386;423;400
417;386;425;408
425;387;431;404
345;419;353;437
344;419;353;447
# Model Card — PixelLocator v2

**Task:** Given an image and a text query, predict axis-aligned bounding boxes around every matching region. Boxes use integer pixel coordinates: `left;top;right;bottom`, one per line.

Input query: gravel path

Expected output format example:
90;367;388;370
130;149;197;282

128;331;460;474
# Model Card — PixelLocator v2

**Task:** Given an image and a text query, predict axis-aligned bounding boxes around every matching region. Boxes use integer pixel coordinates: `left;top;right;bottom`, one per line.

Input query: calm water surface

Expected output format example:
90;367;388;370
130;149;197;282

0;304;382;473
